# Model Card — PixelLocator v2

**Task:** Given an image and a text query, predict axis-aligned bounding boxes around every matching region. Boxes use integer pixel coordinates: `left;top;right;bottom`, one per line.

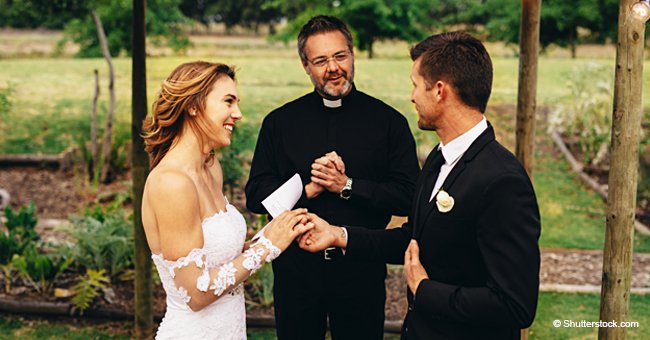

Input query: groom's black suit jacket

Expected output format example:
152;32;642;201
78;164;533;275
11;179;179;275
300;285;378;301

345;124;541;339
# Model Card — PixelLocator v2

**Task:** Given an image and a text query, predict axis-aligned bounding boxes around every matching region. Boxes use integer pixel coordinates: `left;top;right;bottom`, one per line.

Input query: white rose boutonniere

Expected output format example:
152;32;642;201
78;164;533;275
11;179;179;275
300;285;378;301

435;190;455;213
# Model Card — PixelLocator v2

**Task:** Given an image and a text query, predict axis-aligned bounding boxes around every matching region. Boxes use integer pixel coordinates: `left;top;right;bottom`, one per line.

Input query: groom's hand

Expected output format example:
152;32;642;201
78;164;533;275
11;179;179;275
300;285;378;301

298;213;347;252
405;240;428;295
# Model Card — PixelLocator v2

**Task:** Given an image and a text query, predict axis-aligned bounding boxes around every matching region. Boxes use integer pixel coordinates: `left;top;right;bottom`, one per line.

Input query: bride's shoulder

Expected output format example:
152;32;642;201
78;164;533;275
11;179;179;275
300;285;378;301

146;166;197;199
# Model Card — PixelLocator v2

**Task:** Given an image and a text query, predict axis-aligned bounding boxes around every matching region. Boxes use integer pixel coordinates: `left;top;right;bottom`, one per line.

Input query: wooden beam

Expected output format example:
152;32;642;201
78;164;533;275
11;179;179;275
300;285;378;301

132;0;153;339
516;0;541;178
599;1;646;339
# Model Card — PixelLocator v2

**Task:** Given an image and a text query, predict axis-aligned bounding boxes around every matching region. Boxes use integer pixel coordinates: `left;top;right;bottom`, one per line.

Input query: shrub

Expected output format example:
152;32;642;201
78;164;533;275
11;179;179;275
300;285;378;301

58;205;134;278
244;214;274;307
12;244;73;295
548;63;613;167
71;269;110;312
61;0;191;58
0;84;12;121
219;120;257;196
0;202;39;265
0;202;41;292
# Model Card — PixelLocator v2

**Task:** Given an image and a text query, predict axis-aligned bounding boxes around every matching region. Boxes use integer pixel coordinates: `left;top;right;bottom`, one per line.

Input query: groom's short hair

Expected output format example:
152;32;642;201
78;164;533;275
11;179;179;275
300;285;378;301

297;15;354;65
410;32;493;113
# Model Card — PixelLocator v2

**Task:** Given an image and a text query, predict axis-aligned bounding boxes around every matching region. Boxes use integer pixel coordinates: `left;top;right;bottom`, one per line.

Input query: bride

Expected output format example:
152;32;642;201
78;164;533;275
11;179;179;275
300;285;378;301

141;61;312;339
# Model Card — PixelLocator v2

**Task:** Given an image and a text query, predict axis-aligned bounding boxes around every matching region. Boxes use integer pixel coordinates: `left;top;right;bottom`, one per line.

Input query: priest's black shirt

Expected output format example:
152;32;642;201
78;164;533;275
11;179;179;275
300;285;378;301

245;86;419;229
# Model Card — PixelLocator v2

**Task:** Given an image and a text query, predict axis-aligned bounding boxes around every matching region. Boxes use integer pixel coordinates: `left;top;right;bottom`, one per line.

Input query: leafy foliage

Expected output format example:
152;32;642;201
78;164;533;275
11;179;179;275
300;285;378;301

340;0;428;58
0;0;88;29
1;202;41;293
58;205;134;278
0;202;39;265
61;0;191;57
219;121;257;195
271;0;429;58
206;0;284;32
0;84;12;122
549;63;613;166
12;244;73;294
71;269;110;312
245;264;274;308
245;214;274;307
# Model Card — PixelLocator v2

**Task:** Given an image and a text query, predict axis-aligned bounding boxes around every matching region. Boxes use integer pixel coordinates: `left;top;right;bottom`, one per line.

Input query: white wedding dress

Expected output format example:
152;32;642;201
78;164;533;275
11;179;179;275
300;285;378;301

152;200;251;339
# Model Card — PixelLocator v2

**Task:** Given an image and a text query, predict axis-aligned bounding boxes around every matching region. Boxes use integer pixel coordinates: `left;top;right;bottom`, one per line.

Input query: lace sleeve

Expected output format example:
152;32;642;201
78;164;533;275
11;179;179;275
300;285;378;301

168;234;281;311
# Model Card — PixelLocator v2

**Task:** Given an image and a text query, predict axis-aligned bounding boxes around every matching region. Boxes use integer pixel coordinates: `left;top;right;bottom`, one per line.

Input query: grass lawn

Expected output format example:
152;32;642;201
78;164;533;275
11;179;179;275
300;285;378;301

530;292;650;340
535;143;650;252
0;316;130;340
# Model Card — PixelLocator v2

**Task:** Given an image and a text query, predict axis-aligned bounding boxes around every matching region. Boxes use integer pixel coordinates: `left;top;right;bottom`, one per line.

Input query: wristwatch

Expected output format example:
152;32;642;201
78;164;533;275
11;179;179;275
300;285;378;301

340;178;353;200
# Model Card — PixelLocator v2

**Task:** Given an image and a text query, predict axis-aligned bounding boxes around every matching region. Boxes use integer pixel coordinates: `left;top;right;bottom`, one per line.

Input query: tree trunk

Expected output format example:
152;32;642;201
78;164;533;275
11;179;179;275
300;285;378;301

570;28;577;59
90;69;100;180
599;1;645;339
92;11;116;184
132;0;153;338
368;40;374;59
517;2;540;339
515;0;540;179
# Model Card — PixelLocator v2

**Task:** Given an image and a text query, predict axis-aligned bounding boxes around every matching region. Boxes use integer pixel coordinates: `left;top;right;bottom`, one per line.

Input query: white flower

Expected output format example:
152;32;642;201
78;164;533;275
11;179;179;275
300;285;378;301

177;286;191;304
435;190;455;213
196;269;210;292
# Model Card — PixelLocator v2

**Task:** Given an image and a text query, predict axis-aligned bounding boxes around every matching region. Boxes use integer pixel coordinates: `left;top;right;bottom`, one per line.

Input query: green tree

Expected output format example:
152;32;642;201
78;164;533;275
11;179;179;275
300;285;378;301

62;0;190;57
341;0;429;58
271;0;430;58
0;0;87;29
202;0;283;34
473;0;610;58
539;0;601;58
180;0;216;26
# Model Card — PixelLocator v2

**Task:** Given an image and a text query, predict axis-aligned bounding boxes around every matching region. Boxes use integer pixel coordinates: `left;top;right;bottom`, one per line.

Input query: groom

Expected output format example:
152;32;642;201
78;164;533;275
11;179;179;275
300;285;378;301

299;32;541;339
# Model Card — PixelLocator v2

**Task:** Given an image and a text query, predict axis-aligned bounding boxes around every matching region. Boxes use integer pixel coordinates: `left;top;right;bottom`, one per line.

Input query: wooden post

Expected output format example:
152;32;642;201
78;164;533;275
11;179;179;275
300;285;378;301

516;1;540;339
599;1;645;339
91;69;100;180
92;10;116;184
516;0;540;179
132;0;153;338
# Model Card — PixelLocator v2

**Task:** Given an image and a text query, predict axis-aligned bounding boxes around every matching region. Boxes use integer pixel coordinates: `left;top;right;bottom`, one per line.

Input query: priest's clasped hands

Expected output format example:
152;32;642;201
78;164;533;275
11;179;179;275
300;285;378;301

305;151;349;198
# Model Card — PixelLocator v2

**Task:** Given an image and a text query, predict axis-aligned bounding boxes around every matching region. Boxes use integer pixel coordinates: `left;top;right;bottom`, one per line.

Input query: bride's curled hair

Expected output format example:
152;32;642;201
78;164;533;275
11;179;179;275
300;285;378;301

143;61;236;169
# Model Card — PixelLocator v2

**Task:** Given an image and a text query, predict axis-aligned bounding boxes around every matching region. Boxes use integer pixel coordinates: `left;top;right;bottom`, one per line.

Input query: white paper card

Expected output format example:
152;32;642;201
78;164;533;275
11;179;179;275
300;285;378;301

254;173;303;240
262;173;303;218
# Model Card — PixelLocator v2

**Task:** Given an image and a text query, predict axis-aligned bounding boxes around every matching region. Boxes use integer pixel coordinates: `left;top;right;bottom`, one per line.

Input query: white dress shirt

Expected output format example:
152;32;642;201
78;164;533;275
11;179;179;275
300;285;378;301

429;117;488;202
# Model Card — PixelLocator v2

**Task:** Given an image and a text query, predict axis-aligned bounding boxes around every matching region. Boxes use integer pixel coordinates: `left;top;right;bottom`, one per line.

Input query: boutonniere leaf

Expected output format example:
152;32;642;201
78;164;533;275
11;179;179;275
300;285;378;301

435;189;454;213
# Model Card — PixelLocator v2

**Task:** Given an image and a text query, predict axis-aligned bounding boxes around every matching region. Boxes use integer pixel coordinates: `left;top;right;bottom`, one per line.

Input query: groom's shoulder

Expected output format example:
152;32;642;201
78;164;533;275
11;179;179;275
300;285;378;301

476;140;530;181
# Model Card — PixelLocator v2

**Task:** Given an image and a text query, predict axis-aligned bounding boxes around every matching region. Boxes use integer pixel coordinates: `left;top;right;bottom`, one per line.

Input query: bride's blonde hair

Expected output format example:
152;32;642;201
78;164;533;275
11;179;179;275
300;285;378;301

143;61;235;169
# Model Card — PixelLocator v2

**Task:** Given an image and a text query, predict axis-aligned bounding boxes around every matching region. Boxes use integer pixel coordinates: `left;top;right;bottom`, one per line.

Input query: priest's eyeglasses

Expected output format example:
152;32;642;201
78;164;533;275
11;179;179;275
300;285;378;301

309;52;351;68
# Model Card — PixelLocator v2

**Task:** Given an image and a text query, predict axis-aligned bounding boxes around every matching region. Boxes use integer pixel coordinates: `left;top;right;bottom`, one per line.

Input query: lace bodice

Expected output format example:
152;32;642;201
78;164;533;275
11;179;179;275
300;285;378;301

151;202;256;340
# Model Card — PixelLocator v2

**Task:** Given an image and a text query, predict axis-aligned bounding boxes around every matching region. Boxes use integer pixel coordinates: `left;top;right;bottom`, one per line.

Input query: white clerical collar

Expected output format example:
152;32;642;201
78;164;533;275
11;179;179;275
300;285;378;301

438;117;488;165
322;97;342;108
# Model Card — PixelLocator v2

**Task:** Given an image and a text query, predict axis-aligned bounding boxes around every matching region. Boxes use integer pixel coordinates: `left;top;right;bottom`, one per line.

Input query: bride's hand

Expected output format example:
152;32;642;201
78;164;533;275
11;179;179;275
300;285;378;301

263;208;313;251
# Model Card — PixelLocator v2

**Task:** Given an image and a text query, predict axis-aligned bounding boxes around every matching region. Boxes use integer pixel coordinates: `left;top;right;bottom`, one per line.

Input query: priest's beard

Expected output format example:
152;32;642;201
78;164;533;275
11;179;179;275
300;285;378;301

308;66;355;99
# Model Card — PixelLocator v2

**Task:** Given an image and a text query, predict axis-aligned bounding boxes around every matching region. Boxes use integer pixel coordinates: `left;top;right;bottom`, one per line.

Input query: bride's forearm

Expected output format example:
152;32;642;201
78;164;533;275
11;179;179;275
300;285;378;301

181;236;280;311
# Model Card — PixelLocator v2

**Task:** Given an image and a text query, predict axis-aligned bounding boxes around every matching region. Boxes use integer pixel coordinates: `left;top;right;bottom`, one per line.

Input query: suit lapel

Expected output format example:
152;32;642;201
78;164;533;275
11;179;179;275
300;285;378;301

412;146;443;239
417;124;497;228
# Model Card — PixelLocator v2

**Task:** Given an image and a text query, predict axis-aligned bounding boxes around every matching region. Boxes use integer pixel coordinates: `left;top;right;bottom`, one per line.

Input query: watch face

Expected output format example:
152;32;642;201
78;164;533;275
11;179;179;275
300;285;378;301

341;189;351;198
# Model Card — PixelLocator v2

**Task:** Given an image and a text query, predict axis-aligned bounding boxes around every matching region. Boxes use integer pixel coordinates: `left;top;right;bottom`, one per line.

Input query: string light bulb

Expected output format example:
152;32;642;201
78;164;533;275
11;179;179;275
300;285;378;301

632;0;650;22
